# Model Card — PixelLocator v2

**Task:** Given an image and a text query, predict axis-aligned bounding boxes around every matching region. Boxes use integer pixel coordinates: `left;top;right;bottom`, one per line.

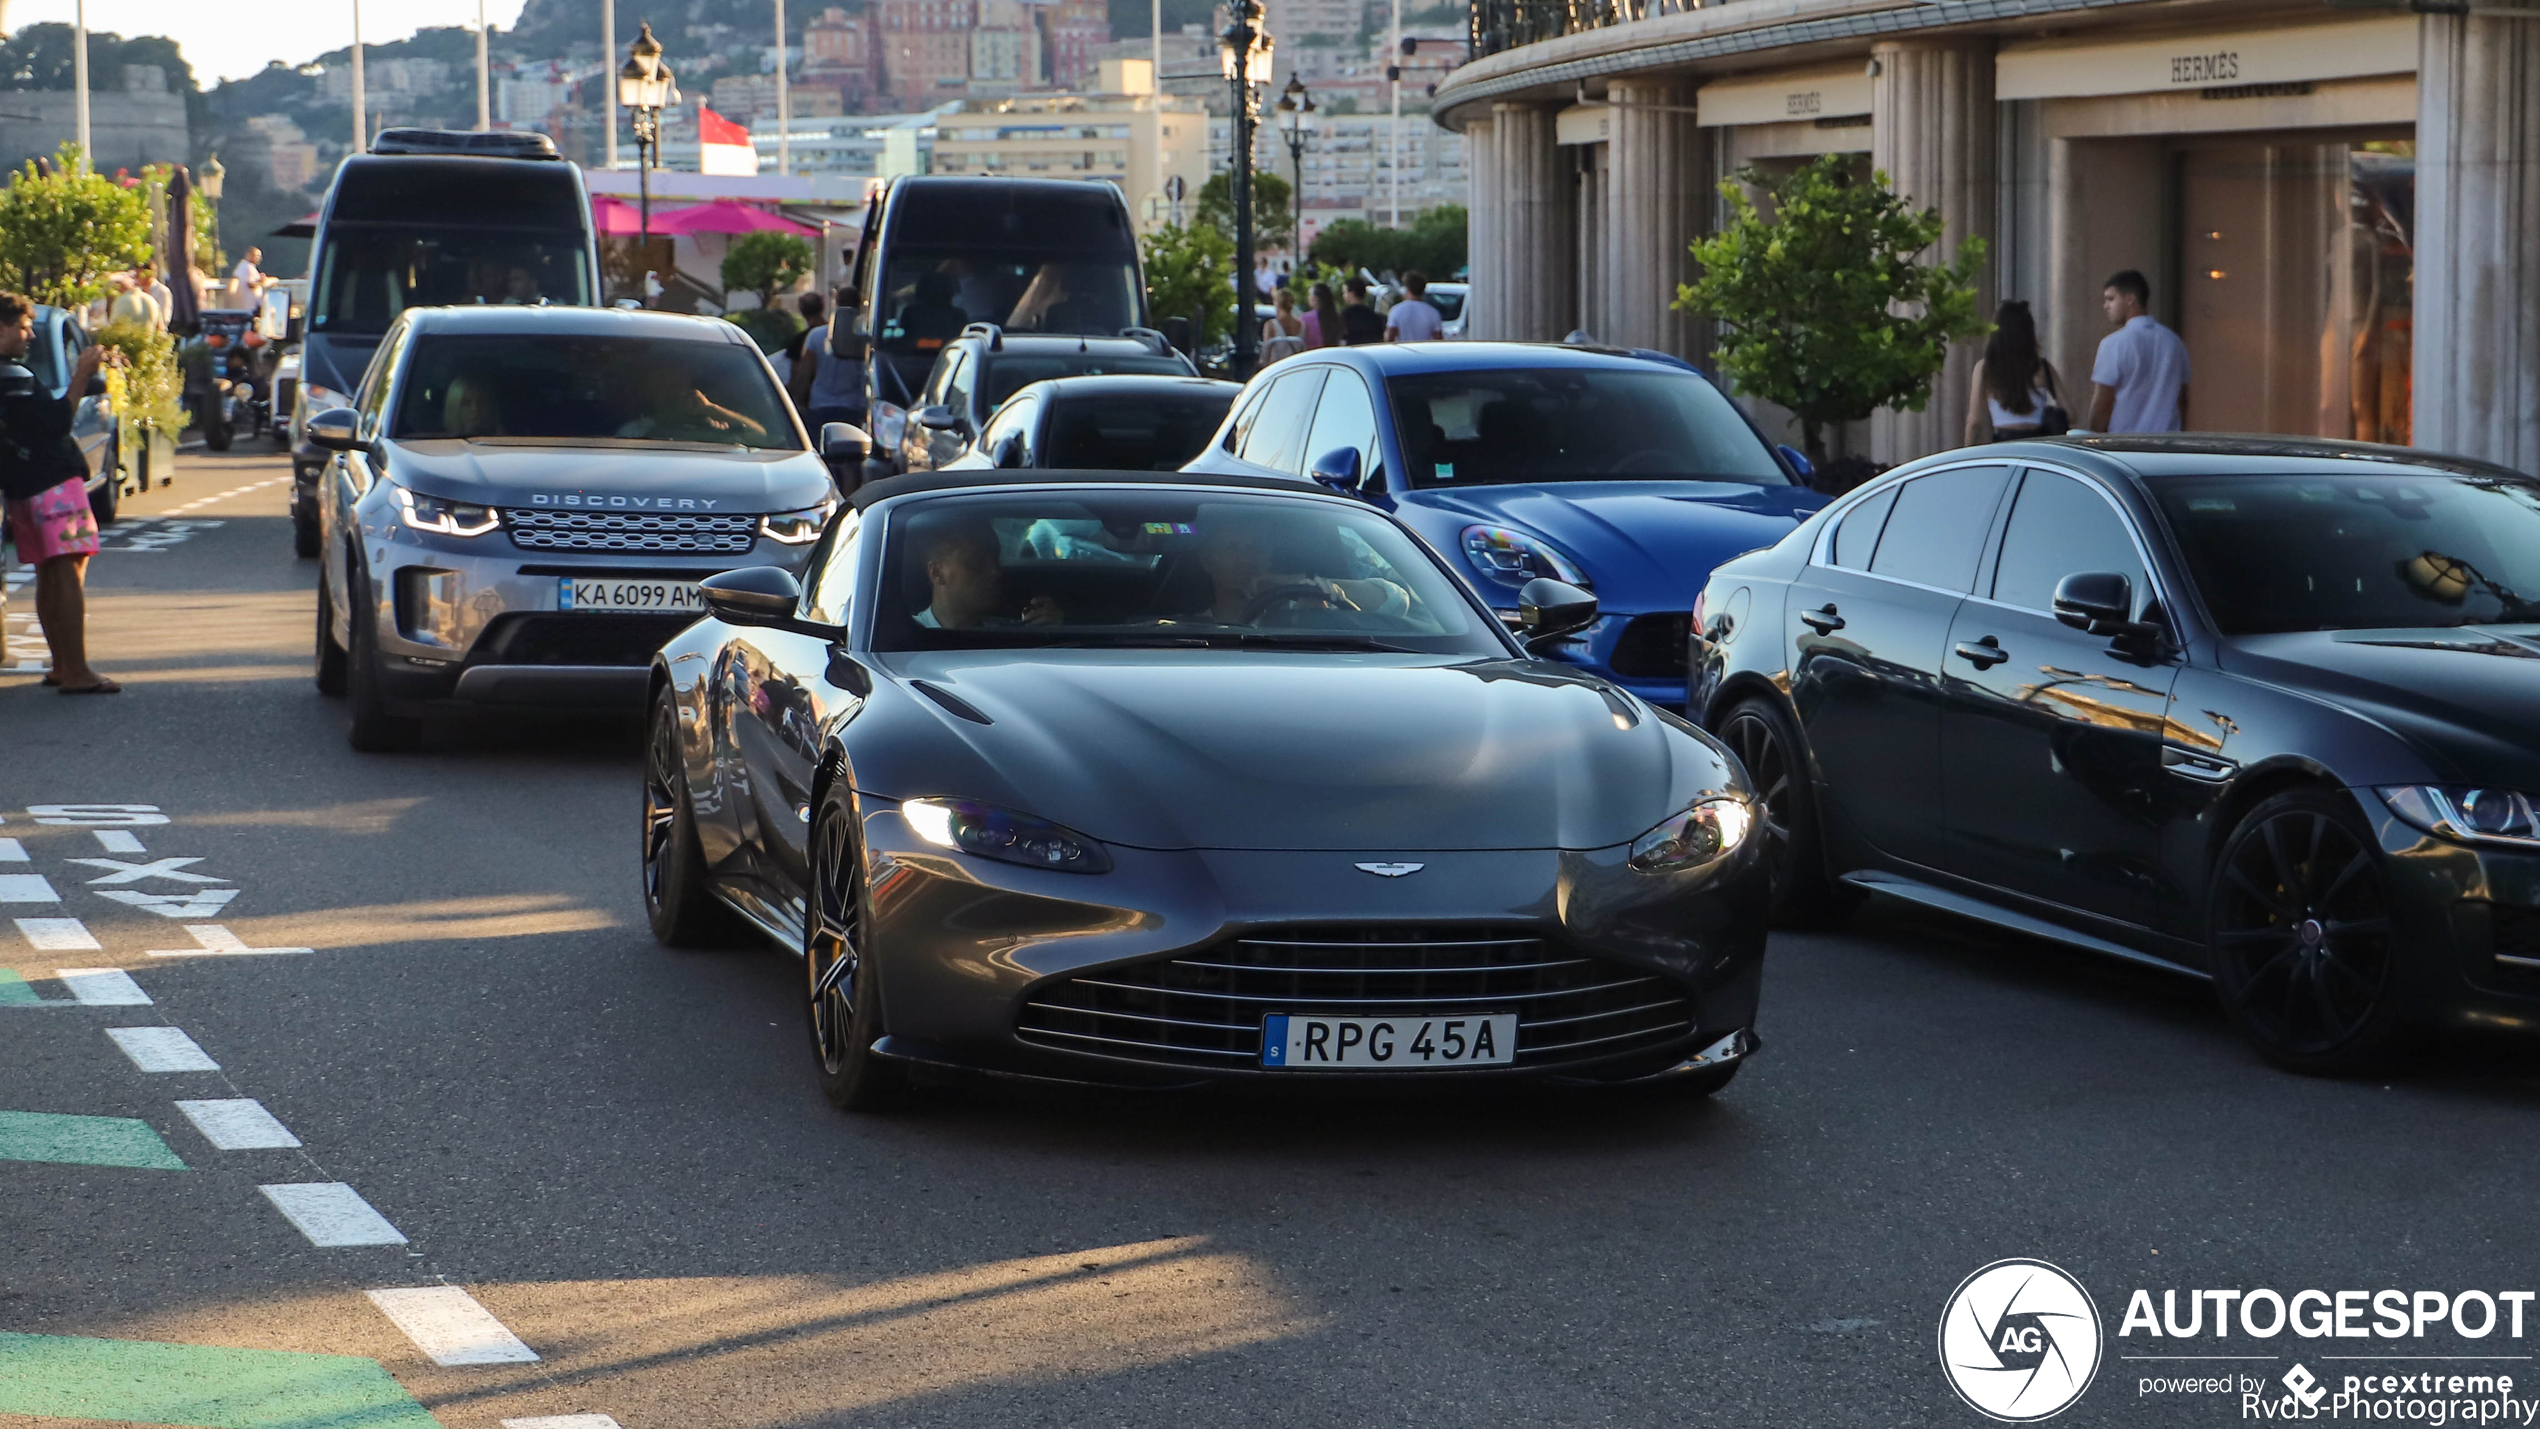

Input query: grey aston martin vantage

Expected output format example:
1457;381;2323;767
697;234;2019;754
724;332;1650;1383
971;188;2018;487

644;469;1770;1109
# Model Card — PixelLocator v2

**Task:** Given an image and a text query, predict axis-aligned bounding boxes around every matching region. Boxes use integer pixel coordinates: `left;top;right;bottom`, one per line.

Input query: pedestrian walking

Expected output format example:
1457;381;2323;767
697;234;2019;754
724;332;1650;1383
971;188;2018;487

1301;282;1341;349
1963;300;2069;446
1385;270;1444;343
2085;270;2190;434
780;291;825;400
141;257;174;332
0;292;118;694
801;290;867;440
1338;278;1384;347
1260;288;1306;364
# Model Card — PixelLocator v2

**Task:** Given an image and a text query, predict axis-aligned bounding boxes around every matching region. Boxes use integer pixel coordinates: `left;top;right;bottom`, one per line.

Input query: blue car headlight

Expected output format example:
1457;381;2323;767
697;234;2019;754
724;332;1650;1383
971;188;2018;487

1628;796;1753;873
900;797;1114;873
2380;786;2540;848
1459;524;1591;590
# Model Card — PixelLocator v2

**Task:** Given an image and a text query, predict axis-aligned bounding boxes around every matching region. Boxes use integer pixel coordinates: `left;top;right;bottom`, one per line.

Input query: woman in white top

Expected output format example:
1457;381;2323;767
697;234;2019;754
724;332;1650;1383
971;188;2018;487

1962;300;2067;446
1259;287;1306;364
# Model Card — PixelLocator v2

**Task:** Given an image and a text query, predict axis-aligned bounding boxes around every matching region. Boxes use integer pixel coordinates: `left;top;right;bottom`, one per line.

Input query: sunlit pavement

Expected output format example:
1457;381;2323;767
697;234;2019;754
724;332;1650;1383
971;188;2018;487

3;445;2537;1428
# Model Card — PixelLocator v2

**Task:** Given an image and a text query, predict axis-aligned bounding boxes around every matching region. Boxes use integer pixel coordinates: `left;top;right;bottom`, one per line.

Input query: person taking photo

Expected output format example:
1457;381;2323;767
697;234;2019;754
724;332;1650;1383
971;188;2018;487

0;292;119;694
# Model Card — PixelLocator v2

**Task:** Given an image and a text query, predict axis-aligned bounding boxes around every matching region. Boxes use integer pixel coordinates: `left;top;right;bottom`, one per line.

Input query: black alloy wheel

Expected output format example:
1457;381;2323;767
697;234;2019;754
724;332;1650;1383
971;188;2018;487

314;570;347;696
805;791;907;1111
1718;697;1859;929
2209;790;2404;1074
642;687;743;948
343;574;423;752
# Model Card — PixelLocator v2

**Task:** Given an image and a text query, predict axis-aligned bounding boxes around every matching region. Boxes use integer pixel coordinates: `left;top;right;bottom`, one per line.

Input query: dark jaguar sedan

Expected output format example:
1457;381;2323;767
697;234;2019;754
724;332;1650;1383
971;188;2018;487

1689;434;2540;1073
646;469;1768;1108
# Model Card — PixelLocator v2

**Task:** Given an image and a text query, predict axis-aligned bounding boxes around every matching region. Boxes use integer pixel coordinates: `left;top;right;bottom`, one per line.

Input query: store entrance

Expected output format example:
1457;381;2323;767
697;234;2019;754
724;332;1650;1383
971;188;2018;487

2173;137;2414;443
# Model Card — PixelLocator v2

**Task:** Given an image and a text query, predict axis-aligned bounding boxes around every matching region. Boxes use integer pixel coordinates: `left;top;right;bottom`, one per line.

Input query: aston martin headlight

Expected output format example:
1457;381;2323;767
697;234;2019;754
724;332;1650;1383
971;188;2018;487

2380;785;2540;847
758;497;837;545
391;482;500;537
1459;524;1591;590
900;797;1113;873
1629;796;1753;873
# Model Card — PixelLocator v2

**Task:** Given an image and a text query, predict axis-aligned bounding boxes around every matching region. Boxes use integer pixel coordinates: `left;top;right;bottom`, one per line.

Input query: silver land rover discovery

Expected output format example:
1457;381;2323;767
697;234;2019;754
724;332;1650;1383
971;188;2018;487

311;307;854;750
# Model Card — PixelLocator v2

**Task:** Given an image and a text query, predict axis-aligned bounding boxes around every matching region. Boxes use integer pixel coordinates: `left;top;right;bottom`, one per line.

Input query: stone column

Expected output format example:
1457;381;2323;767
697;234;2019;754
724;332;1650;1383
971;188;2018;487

2413;13;2540;470
1465;113;1500;338
1869;39;1995;463
1492;100;1573;342
1603;77;1705;357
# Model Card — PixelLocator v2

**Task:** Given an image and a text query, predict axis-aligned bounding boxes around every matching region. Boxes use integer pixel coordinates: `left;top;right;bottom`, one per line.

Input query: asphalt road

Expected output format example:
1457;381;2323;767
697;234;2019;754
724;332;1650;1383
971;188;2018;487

4;445;2538;1429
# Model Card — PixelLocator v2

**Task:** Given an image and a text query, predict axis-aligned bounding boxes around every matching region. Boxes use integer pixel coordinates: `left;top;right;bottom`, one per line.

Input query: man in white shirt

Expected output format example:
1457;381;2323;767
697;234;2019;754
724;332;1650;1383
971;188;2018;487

141;260;174;331
228;247;270;310
2086;269;2190;433
1385;270;1444;343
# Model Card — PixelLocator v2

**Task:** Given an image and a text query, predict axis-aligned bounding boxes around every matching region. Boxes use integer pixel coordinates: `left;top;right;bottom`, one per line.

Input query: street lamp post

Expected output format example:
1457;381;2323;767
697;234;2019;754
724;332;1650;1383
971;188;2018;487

1217;0;1272;379
1273;75;1313;269
617;23;680;270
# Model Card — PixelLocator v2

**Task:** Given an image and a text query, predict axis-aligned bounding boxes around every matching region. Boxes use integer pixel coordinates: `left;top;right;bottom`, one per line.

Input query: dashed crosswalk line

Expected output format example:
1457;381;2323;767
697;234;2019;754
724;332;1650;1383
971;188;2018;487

17;916;101;951
365;1286;538;1364
106;1026;220;1072
92;829;147;854
0;873;59;902
148;923;314;957
0;838;25;861
176;1098;302;1150
57;967;151;1004
262;1183;408;1247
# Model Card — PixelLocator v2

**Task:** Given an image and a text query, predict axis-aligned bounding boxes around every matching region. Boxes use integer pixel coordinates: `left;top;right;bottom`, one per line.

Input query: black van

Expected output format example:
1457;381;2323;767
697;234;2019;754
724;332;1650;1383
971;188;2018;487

831;177;1147;458
290;129;600;555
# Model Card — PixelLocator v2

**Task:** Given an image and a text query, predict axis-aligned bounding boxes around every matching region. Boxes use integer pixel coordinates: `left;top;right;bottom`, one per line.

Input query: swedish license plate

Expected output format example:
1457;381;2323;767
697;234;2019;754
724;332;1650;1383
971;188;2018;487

560;578;702;612
1260;1013;1517;1069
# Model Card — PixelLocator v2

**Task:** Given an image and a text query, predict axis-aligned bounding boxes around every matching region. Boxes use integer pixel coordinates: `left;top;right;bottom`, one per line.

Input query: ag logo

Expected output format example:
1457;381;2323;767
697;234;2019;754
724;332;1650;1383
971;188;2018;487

1938;1259;2102;1422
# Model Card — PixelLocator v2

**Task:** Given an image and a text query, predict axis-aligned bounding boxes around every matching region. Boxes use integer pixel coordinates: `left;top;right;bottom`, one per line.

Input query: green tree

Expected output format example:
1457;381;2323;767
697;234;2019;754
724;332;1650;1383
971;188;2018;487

721;230;814;309
0;148;154;307
96;321;182;435
1676;155;1988;464
1306;204;1466;279
1141;220;1236;346
1193;170;1294;254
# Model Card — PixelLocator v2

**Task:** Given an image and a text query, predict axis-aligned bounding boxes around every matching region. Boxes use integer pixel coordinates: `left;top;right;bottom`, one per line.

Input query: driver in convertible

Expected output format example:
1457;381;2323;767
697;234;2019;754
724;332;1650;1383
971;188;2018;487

1192;524;1409;624
915;527;1065;629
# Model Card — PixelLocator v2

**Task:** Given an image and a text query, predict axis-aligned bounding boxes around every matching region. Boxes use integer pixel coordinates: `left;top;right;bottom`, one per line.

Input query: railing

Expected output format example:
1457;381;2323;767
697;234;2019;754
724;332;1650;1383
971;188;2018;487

1468;0;1709;60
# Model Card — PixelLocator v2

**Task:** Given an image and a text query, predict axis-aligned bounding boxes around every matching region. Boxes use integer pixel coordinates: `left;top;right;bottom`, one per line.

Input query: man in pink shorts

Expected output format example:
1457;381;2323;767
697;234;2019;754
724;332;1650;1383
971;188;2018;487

0;291;118;694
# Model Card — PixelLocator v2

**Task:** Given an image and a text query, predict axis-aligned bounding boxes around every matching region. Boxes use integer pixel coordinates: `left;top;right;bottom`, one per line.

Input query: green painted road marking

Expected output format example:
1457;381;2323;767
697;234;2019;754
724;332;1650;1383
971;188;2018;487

0;968;41;1005
0;1110;187;1170
0;1332;444;1428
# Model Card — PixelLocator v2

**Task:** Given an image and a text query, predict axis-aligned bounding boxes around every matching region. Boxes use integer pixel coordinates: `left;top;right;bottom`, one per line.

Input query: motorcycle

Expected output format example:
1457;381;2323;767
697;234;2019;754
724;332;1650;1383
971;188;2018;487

179;311;279;451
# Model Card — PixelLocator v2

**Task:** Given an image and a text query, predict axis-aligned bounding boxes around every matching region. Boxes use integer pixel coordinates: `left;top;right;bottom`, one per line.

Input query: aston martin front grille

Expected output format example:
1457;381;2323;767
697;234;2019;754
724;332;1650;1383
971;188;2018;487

502;508;758;554
1016;925;1695;1071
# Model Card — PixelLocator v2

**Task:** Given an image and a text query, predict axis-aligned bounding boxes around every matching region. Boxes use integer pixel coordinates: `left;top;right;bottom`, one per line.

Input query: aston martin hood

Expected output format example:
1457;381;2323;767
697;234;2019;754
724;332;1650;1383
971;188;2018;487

385;440;833;514
1404;481;1824;606
868;651;1741;852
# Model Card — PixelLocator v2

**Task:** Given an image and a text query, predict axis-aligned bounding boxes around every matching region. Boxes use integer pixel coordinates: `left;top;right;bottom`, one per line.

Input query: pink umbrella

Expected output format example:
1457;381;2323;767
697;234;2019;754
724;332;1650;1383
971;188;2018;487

592;194;652;235
650;198;817;236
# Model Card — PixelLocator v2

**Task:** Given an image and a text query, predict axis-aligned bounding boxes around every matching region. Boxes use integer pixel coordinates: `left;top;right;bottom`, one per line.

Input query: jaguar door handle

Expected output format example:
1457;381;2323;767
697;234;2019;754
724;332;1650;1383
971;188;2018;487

1953;637;2009;669
1799;605;1845;633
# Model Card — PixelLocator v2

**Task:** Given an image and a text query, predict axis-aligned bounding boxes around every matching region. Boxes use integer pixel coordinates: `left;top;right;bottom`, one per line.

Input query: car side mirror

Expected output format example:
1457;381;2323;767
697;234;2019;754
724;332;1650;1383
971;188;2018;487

820;421;871;467
2053;571;2135;636
305;406;365;452
1518;577;1598;650
700;566;816;631
915;404;962;433
1777;445;1813;481
1308;446;1361;495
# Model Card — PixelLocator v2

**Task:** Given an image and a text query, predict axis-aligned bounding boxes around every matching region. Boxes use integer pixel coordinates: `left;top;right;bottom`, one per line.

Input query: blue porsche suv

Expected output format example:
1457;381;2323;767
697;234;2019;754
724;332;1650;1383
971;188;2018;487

1184;342;1824;707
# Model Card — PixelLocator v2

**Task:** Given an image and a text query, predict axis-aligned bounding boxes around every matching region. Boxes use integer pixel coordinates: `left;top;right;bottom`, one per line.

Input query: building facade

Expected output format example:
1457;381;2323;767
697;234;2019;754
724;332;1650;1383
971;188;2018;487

1436;0;2540;471
932;63;1211;231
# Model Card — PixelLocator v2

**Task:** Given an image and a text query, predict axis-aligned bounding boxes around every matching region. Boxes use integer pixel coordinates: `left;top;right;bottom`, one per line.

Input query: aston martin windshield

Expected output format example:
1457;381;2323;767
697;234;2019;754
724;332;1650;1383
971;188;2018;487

390;335;801;449
2150;473;2540;633
876;491;1504;653
1387;368;1788;488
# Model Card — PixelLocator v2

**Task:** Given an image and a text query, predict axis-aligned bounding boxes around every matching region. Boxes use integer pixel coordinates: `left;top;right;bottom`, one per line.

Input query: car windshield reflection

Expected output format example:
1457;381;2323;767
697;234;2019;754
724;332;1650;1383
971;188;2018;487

875;492;1506;654
389;335;802;450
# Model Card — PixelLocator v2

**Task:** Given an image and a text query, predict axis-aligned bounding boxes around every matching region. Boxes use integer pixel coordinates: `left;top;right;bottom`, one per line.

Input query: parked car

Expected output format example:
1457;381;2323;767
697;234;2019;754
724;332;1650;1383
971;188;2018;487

893;326;1196;475
310;306;841;752
945;374;1241;472
646;468;1768;1107
1688;434;2540;1073
27;304;127;523
1185;341;1821;708
1428;281;1468;340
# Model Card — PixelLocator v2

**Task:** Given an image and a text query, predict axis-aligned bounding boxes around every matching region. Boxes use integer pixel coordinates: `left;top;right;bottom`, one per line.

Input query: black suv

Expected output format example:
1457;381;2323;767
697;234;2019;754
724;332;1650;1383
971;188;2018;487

892;324;1195;474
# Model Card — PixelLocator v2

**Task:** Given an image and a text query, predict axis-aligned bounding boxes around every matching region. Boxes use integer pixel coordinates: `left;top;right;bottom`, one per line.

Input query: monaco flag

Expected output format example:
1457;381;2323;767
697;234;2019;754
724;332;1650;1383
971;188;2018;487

697;103;759;176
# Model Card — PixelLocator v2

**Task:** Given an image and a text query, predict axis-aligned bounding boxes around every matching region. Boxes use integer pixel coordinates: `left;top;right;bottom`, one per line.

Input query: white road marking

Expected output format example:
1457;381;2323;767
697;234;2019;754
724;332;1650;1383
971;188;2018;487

0;874;60;902
18;917;101;950
0;838;25;861
67;856;225;885
148;924;313;958
92;829;147;854
106;1026;220;1072
503;1418;623;1428
365;1287;537;1364
261;1183;409;1247
176;1098;302;1149
57;968;150;1004
95;888;239;919
28;805;167;826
